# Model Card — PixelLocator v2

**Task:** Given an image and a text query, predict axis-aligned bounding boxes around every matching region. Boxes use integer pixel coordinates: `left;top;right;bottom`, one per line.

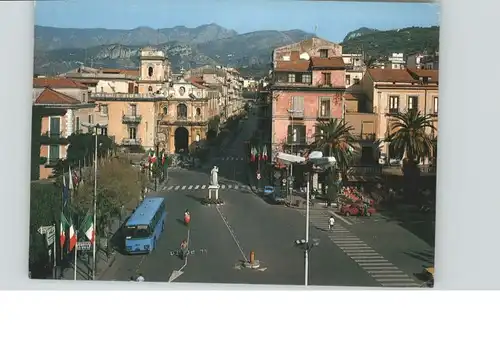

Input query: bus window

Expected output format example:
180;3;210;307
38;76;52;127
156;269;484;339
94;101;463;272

124;225;151;239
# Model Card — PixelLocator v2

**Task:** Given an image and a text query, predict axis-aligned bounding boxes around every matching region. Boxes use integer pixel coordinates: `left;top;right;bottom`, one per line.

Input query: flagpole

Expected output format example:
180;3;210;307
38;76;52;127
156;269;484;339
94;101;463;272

93;126;98;280
73;237;78;280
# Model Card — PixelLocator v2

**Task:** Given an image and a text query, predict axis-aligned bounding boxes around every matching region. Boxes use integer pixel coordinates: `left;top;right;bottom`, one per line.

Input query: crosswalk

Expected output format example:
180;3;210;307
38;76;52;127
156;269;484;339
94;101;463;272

300;209;421;288
162;184;252;192
219;156;245;161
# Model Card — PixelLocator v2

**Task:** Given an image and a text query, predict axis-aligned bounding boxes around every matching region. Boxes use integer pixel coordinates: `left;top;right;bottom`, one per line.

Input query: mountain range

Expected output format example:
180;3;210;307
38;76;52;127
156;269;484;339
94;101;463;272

33;24;440;78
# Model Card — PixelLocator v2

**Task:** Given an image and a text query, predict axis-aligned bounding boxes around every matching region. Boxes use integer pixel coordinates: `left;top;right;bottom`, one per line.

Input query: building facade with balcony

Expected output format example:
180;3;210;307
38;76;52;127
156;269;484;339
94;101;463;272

62;67;140;94
362;68;439;159
157;76;219;153
33;87;95;180
270;37;346;160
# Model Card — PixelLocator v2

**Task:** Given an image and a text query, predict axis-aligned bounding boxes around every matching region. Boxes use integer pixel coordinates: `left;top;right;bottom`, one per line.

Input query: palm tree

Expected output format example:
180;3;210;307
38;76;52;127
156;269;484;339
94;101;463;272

310;119;358;202
386;109;436;200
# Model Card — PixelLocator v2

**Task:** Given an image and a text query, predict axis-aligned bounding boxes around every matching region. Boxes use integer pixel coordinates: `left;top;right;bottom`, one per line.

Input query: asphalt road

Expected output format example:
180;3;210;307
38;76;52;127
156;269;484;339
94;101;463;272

100;109;433;287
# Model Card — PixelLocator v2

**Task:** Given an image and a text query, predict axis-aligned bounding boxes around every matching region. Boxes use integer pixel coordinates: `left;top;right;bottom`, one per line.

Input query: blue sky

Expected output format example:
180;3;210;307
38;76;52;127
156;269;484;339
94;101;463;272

35;0;439;42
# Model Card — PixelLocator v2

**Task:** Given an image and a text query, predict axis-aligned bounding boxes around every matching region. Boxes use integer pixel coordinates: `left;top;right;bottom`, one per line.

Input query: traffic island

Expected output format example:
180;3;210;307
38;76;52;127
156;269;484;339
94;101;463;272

233;251;266;271
202;198;225;207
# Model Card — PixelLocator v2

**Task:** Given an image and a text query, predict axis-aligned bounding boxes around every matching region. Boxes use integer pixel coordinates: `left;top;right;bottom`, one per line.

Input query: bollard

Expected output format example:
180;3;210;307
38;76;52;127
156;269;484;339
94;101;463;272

249;251;255;264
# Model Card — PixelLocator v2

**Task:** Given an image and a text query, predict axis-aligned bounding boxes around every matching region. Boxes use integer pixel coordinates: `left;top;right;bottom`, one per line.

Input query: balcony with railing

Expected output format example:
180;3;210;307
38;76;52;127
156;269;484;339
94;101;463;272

122;114;142;124
288;110;305;120
39;131;69;145
91;92;164;101
386;108;400;115
122;138;142;146
317;113;332;121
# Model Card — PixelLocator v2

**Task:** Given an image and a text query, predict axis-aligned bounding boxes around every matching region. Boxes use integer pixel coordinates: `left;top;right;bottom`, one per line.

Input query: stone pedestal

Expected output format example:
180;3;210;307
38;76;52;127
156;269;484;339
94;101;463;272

208;185;220;200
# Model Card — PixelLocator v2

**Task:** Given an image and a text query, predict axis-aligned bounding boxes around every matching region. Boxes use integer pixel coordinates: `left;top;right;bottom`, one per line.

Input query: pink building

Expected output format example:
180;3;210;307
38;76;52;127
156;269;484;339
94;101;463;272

270;38;346;160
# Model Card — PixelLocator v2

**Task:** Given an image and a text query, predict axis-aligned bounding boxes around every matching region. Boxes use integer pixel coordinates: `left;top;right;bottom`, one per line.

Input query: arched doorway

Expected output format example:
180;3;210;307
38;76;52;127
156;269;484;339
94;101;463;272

175;127;189;153
177;104;187;120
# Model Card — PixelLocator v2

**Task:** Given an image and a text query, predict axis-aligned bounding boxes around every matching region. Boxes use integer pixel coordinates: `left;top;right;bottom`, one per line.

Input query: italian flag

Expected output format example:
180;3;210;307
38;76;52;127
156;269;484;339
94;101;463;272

68;217;77;252
161;151;166;165
60;212;69;248
263;145;268;161
250;146;256;162
151;152;157;164
80;213;95;244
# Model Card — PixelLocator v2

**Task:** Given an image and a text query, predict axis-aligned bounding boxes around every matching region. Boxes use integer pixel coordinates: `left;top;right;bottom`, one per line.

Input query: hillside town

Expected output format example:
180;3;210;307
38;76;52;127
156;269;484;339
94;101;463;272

31;35;437;288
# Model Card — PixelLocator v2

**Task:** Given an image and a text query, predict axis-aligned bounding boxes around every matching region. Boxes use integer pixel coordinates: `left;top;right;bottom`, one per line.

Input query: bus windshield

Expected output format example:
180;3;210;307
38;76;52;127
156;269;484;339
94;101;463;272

124;225;151;239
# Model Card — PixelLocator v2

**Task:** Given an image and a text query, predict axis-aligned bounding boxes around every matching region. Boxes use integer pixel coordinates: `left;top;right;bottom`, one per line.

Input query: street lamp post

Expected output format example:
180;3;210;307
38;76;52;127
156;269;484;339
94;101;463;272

278;152;335;287
81;122;108;280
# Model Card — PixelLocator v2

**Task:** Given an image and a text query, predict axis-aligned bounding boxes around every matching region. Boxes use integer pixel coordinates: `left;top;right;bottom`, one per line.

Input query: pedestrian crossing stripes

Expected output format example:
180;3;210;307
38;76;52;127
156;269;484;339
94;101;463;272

299;209;421;288
219;156;245;161
162;184;252;192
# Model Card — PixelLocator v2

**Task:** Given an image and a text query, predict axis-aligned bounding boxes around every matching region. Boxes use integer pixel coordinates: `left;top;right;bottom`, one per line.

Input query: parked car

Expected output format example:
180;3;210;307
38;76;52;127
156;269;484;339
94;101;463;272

340;203;376;217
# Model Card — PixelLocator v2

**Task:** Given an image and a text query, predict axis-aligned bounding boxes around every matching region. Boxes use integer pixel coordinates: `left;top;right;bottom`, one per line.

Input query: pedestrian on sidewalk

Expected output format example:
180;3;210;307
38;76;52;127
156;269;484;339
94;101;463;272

136;273;145;282
328;215;335;231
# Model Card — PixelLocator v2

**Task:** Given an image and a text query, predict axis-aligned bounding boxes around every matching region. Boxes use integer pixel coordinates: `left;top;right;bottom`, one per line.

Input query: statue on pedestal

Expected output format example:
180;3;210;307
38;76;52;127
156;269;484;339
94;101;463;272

210;166;219;187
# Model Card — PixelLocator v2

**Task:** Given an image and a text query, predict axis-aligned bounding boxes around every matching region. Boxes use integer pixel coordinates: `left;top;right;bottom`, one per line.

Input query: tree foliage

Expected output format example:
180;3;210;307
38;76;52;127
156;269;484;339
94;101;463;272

53;133;115;177
342;26;440;60
71;157;147;245
29;181;61;277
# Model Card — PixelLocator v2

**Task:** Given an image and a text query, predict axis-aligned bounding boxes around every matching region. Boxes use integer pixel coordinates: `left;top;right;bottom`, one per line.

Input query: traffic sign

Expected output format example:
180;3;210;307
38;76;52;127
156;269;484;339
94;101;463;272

77;242;92;251
38;225;55;246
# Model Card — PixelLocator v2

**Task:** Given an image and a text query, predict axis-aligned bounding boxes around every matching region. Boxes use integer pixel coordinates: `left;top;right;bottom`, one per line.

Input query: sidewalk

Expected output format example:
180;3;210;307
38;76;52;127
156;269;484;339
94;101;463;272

60;177;168;281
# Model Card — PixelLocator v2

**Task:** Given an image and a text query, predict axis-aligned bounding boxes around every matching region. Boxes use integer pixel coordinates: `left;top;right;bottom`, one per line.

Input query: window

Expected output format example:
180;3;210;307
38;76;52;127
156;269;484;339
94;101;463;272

148;86;153;92
196;107;201;116
101;104;108;115
128;127;137;140
287;124;306;144
353;78;360;85
100;127;108;136
148;66;153;77
49;117;60;138
433;97;438;113
177;103;188;120
49;145;59;162
163;106;168;115
82;93;87;102
301;74;312;84
319;49;328;58
346;75;351;85
128;82;134;93
389;96;400;113
287;73;295;83
321;72;331;85
100;86;104;92
291;96;304;117
134;86;139;94
319;97;331;117
408;96;419;111
75;116;80;133
88;114;93;124
130;104;137;116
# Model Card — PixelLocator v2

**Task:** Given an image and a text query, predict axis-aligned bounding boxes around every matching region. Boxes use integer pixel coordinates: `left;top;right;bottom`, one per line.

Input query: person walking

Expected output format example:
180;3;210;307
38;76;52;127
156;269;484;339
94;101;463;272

328;215;335;231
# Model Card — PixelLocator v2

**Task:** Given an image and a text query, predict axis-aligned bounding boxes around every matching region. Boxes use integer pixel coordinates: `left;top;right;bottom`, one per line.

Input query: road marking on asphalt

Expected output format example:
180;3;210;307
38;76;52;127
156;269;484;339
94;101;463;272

181;185;186;190
227;185;232;189
221;185;226;189
354;259;389;263
174;186;180;190
366;269;403;273
336;243;368;247
201;185;206;189
348;253;382;256
382;283;420;287
377;278;415;282
215;206;248;263
135;255;147;274
234;185;239;190
167;185;174;190
372;274;410;278
342;249;376;253
194;185;200;190
168;270;184;282
188;185;193;190
350;256;385;259
329;211;353;225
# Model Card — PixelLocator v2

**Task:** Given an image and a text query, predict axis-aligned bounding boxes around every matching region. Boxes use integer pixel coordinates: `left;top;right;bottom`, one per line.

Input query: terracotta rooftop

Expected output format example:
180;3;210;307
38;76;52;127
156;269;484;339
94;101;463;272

408;69;439;82
275;60;310;72
367;69;416;83
188;77;206;89
310;57;345;69
33;77;88;89
34;87;82;105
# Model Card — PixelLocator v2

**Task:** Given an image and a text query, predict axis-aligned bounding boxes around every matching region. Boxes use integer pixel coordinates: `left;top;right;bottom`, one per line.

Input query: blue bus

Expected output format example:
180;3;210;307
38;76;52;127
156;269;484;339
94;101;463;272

124;197;166;254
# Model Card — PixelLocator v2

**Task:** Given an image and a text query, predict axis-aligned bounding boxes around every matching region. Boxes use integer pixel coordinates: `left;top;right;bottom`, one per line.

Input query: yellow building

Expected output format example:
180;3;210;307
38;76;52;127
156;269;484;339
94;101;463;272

361;68;439;158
